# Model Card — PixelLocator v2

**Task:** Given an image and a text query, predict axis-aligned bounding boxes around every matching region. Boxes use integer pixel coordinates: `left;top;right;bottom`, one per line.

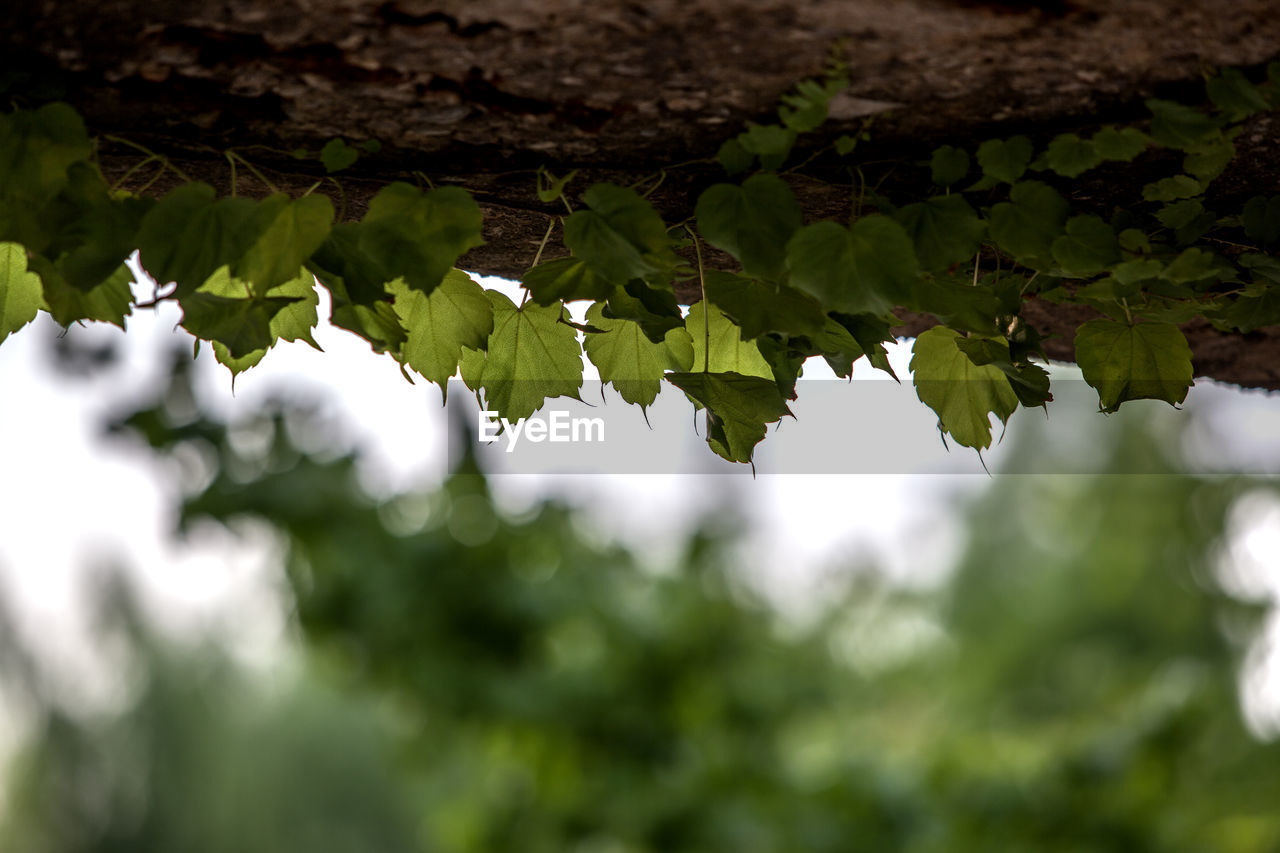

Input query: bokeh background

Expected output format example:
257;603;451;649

2;268;1280;851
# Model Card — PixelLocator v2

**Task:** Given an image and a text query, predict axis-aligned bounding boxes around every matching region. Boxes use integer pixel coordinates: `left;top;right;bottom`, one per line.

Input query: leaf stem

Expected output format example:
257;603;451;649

692;228;710;372
327;177;348;221
225;152;239;197
530;217;556;269
521;217;558;308
109;155;160;192
102;135;193;183
225;152;280;194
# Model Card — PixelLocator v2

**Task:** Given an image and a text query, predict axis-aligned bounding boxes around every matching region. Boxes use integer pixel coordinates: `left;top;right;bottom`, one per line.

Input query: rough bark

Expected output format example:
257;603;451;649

7;0;1280;387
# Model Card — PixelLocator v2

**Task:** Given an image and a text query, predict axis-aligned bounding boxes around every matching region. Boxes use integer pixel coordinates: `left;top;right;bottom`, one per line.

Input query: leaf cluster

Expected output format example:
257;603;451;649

2;64;1279;462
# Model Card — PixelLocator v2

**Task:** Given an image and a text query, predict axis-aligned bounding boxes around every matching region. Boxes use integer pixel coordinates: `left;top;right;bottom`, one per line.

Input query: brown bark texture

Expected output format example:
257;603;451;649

6;0;1280;387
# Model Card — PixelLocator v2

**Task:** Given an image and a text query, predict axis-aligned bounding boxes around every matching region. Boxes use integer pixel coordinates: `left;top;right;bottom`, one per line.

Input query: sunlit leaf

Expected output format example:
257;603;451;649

583;302;692;408
0;242;43;344
390;269;494;390
179;266;306;358
911;326;1018;450
472;291;583;422
686;300;773;378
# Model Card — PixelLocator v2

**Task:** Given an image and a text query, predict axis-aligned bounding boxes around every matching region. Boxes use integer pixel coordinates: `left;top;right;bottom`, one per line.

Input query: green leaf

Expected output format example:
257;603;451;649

953;336;1052;408
686;300;773;378
0;102;93;244
1183;136;1235;184
1051;215;1121;278
1074;319;1193;411
472;291;583;422
522;257;614;305
909;278;1001;335
390;269;494;390
536;167;578;203
38;162;152;290
976;136;1034;184
695;174;802;280
717;138;753;175
1146;99;1222;150
1146;174;1203;204
832;312;899;380
895;194;986;272
178;266;306;358
210;269;321;376
135;184;258;297
319;138;360;173
1212;291;1280;333
1111;258;1164;286
0;242;43;344
564;183;679;286
1092;127;1150;162
306;261;405;353
234;193;334;295
1045;133;1102;178
910;326;1018;451
988;181;1070;269
786;216;918;315
930;145;970;186
778;79;834;132
666;371;791;463
307;224;393;306
1155;199;1206;230
34;260;133;328
1207;68;1269;120
703;271;825;339
737;124;795;171
802;317;864;377
1161;248;1230;285
359;182;484;295
459;346;485;392
1119;229;1152;254
583;302;692;408
1242;196;1280;244
602;282;684;343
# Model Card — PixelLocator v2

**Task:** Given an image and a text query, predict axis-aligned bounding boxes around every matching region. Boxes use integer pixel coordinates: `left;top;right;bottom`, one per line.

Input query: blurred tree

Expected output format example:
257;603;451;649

3;352;1278;851
0;577;422;853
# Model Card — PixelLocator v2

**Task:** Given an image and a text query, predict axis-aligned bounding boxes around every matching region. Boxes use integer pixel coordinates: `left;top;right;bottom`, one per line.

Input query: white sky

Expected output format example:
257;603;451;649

0;263;1278;742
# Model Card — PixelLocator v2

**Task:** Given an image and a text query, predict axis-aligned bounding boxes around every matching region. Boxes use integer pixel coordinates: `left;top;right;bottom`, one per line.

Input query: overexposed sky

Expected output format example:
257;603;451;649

1;261;1278;739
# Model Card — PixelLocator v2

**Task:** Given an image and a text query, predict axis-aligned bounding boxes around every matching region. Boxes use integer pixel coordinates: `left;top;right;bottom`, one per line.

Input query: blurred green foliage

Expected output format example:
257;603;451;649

3;353;1279;851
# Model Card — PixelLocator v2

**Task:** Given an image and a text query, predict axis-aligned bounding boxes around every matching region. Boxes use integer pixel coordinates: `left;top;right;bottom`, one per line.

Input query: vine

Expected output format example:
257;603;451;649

1;63;1278;463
